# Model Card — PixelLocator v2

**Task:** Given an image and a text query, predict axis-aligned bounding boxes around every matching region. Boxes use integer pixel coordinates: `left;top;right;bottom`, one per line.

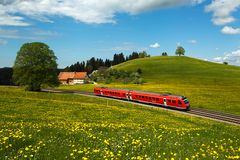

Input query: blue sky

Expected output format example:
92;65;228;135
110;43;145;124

0;0;240;68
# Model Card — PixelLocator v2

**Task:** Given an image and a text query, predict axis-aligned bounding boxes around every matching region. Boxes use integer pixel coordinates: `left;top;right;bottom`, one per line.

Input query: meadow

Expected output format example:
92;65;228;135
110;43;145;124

59;56;240;115
0;86;239;159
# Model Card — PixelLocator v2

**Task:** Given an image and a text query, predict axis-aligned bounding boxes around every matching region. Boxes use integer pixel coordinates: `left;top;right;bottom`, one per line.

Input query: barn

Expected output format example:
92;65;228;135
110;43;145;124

58;72;88;85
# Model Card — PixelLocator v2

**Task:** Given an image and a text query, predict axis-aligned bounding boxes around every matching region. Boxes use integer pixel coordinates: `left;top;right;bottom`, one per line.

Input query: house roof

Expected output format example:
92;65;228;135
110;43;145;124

58;72;87;80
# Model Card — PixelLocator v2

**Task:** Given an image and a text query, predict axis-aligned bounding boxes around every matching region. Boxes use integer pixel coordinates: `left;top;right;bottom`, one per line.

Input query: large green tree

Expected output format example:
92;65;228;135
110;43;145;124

175;46;185;56
13;42;59;91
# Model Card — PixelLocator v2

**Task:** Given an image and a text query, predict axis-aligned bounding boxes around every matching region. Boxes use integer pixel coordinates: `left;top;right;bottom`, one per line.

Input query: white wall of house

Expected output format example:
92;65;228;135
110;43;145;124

73;79;84;84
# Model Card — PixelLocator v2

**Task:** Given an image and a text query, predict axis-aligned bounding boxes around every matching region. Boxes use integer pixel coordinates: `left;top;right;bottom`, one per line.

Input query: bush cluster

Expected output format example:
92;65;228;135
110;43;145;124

89;68;144;84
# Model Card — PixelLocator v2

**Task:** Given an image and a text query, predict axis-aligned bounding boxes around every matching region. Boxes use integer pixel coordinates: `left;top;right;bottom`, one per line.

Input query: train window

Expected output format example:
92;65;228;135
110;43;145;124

168;100;171;103
156;98;159;101
178;100;182;105
172;100;176;103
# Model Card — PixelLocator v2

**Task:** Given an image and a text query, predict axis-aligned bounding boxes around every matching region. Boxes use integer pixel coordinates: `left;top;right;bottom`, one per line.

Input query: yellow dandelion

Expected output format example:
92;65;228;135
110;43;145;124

93;149;100;153
78;150;83;154
3;137;9;141
104;140;109;145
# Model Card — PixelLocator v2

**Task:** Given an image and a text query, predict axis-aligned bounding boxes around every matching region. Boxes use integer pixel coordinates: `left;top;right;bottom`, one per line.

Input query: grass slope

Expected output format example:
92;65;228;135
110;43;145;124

112;56;240;115
114;56;240;85
0;87;239;159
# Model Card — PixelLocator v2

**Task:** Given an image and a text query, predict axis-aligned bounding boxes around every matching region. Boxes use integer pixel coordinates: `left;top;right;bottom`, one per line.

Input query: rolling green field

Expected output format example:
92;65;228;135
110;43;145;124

59;56;240;115
0;86;239;159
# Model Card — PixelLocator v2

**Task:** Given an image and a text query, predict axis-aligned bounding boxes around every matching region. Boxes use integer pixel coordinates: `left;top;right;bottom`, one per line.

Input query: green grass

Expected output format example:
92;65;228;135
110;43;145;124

59;56;240;115
0;86;239;159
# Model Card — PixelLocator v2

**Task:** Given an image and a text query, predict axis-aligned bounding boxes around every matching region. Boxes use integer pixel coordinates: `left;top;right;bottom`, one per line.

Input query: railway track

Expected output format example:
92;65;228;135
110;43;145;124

42;88;240;126
189;108;240;125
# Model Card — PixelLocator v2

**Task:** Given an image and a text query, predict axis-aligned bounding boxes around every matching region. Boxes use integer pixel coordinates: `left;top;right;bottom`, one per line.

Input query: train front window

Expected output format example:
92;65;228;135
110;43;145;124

184;99;189;104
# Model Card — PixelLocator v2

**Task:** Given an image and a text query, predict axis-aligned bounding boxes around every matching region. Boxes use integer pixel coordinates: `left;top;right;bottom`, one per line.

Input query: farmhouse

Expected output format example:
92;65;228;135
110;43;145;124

58;72;88;85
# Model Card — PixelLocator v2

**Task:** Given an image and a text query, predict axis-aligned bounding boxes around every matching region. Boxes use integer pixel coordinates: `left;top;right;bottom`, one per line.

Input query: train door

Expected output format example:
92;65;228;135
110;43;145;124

126;93;129;100
100;90;103;96
163;98;167;106
129;93;132;100
152;97;156;103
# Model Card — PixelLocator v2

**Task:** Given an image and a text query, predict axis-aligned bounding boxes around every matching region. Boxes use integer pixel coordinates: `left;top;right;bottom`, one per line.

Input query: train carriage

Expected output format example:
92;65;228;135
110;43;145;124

94;87;129;100
94;87;190;111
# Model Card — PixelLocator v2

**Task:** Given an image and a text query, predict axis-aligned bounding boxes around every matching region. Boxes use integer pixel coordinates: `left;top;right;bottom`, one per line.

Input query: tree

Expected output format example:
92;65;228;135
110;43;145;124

175;46;185;56
13;42;59;91
162;52;168;56
137;68;142;74
139;51;148;58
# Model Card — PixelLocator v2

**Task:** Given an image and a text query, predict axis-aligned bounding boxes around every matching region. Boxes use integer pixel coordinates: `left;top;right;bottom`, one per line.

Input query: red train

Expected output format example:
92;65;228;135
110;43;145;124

94;87;190;111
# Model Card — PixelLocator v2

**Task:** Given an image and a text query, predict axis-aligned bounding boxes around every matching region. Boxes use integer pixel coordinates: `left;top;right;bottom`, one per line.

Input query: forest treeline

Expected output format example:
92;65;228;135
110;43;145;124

64;51;150;73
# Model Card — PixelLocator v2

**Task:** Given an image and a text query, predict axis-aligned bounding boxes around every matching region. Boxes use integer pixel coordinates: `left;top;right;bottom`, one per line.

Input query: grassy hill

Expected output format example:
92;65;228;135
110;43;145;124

0;86;239;159
114;56;240;86
112;56;240;115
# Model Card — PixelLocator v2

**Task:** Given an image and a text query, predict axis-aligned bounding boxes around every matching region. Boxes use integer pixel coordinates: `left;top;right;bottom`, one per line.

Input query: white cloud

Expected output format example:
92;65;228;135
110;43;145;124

150;42;160;48
32;30;59;36
0;0;204;26
205;0;240;25
221;26;240;35
212;17;235;25
0;28;22;39
188;39;197;44
213;56;223;63
0;28;59;39
0;39;7;45
213;49;240;65
0;14;30;26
